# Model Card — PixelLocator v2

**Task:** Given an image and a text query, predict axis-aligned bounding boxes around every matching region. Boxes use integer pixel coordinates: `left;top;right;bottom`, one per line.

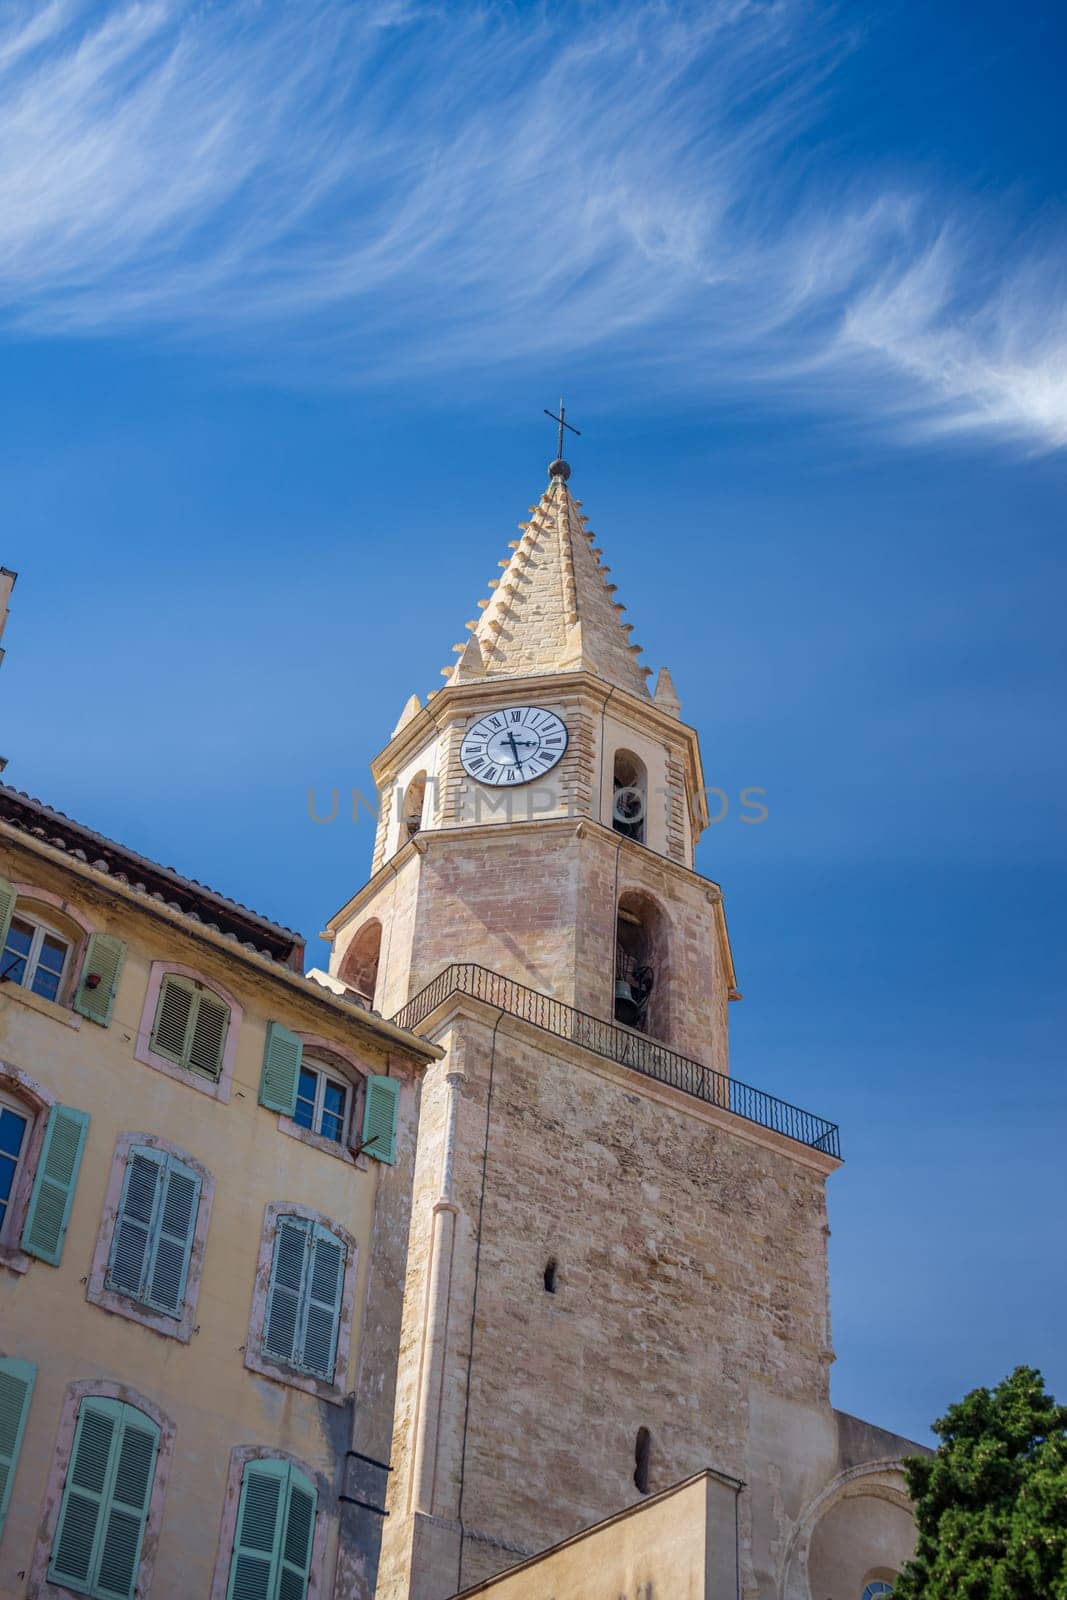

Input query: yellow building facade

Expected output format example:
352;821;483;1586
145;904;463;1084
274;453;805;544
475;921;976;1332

0;787;438;1600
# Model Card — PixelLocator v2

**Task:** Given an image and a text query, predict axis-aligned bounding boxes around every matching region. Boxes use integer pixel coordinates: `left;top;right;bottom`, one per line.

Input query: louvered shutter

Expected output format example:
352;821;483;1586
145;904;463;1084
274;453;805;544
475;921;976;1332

279;1466;317;1600
0;1359;36;1537
0;874;15;952
151;976;193;1064
21;1104;90;1264
93;1407;159;1599
187;991;229;1080
263;1218;309;1367
107;1148;164;1299
73;933;126;1026
259;1022;303;1115
361;1075;400;1165
146;1155;201;1315
226;1458;287;1600
300;1226;345;1381
49;1398;120;1588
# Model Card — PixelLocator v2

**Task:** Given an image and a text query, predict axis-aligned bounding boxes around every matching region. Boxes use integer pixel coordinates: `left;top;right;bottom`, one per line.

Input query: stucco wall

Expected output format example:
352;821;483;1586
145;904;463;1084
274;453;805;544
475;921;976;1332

449;1471;738;1600
0;833;425;1600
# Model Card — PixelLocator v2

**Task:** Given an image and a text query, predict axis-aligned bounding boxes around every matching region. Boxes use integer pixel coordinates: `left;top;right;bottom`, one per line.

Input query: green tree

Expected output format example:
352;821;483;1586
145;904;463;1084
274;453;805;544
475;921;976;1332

894;1366;1067;1600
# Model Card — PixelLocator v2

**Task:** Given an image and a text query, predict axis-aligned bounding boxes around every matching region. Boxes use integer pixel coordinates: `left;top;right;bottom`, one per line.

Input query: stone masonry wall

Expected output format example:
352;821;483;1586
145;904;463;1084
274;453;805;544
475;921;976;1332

378;1007;833;1600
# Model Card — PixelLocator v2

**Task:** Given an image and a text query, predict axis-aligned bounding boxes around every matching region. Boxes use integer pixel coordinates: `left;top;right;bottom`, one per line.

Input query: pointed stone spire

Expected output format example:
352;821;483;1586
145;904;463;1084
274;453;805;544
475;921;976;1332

445;466;651;697
391;692;422;737
653;665;681;718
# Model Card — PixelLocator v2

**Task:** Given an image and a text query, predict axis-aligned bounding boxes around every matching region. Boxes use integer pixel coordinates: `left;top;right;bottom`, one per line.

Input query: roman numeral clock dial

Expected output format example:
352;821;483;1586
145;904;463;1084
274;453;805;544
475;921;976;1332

459;706;569;786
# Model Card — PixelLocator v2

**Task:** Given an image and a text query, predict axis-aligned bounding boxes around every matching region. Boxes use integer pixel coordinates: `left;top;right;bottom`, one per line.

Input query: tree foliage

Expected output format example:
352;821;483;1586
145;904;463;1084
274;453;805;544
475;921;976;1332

894;1366;1067;1600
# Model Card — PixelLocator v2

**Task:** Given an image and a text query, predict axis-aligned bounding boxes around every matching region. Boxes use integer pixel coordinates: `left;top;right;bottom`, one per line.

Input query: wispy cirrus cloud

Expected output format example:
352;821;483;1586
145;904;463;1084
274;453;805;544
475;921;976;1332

0;0;1064;449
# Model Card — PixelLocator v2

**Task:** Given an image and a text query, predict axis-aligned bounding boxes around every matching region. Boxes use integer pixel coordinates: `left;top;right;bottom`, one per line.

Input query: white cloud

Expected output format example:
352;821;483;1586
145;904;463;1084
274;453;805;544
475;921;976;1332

0;0;1063;450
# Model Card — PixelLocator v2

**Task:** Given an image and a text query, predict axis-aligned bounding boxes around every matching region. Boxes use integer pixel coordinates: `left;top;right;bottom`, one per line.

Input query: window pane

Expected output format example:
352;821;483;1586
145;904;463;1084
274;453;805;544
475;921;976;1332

0;1152;19;1204
294;1067;317;1131
38;934;68;974
31;965;62;1002
0;1105;28;1159
2;918;32;984
320;1079;347;1143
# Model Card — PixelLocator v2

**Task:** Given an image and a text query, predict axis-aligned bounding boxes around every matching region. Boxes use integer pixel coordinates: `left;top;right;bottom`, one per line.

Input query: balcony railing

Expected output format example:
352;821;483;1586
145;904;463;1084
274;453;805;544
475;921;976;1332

392;963;841;1159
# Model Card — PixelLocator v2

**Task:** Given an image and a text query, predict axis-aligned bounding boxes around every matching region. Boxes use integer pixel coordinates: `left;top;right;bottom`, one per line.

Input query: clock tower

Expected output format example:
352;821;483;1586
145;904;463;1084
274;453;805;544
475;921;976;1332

325;452;914;1600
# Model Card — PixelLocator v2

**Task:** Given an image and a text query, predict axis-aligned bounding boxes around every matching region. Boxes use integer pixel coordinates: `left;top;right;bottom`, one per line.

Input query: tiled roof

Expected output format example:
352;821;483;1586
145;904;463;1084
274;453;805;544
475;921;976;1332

0;784;305;970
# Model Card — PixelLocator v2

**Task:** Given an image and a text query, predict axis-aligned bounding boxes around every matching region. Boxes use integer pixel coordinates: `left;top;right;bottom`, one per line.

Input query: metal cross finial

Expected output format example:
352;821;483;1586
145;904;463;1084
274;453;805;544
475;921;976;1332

544;399;580;462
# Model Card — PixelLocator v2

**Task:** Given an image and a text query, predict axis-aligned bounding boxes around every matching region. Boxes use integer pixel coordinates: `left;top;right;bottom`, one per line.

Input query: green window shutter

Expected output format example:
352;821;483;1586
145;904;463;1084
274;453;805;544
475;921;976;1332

259;1022;303;1114
186;991;229;1080
300;1225;345;1382
145;1155;201;1316
73;934;126;1026
107;1147;165;1301
93;1406;159;1600
226;1458;287;1600
49;1397;121;1589
21;1104;90;1265
0;874;15;953
279;1466;317;1600
151;976;194;1064
0;1358;36;1538
49;1398;159;1600
151;977;229;1080
263;1217;310;1368
361;1075;400;1165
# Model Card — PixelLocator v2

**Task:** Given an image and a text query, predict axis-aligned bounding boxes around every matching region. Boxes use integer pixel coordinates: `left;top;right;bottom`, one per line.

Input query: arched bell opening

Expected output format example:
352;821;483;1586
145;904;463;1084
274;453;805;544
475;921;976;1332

403;772;428;841
338;919;383;1008
614;891;669;1041
612;749;647;845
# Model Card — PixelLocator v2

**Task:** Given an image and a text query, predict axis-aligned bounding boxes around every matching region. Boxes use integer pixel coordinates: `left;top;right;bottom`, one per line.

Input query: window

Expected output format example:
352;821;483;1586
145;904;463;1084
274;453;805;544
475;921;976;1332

0;1094;30;1242
106;1146;202;1318
225;1458;317;1600
293;1061;349;1145
543;1258;558;1294
263;1216;346;1383
150;974;230;1080
1;913;70;1002
48;1397;160;1599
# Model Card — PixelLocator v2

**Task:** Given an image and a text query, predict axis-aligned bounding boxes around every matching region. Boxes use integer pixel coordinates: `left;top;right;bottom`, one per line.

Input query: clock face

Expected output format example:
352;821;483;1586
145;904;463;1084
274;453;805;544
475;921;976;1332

460;706;569;786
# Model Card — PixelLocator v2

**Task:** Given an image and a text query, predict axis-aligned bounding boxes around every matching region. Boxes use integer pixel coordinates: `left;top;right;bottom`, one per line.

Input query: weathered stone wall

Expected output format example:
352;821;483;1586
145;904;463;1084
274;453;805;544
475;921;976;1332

378;1005;834;1600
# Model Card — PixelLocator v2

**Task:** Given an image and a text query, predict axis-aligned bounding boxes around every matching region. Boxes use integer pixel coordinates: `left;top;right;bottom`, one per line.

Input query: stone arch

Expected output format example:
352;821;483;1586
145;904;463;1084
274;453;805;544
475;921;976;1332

780;1459;914;1600
612;748;647;844
339;919;382;1006
614;889;670;1042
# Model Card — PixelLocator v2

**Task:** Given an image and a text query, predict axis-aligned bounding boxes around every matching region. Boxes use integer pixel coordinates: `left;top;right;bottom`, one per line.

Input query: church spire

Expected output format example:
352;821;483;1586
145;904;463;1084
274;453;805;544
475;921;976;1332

441;465;652;698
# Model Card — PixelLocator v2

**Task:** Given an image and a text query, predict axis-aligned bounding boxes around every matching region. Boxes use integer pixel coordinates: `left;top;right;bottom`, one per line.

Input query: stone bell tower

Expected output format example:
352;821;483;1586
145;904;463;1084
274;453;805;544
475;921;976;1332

324;454;849;1600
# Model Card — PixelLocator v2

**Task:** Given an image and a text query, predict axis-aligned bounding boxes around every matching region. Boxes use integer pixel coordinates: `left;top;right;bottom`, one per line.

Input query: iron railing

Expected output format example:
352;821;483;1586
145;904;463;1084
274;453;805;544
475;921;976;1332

392;963;841;1159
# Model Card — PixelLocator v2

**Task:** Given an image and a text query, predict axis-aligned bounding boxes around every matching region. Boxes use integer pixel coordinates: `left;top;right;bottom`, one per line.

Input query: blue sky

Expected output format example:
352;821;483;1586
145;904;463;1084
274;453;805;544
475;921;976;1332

1;0;1064;1447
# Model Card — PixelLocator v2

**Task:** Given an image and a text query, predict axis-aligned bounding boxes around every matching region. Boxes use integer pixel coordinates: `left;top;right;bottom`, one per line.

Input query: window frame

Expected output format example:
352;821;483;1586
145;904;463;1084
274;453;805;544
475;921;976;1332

0;1062;55;1277
0;1088;32;1245
0;886;96;1019
28;1380;175;1600
86;1133;215;1343
209;1446;329;1600
277;1034;370;1168
243;1203;358;1406
1;912;72;1003
294;1060;350;1144
134;962;242;1104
